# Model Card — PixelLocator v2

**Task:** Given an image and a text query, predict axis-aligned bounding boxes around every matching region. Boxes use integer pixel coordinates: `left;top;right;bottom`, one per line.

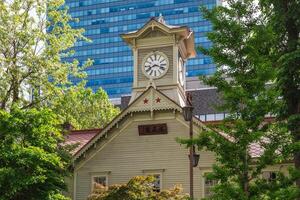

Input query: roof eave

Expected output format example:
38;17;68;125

72;87;208;162
120;19;190;45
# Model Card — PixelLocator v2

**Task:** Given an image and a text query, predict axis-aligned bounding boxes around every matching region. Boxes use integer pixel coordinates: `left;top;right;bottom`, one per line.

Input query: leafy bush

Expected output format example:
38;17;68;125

0;108;71;200
87;176;189;200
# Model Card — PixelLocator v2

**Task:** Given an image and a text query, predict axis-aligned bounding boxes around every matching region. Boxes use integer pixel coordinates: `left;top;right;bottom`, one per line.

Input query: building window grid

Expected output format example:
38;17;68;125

68;2;215;27
70;60;214;77
85;34;207;47
66;0;216;11
76;25;211;48
74;35;210;48
198;113;227;122
72;40;211;57
70;56;132;64
68;3;215;20
85;66;133;76
69;15;213;29
86;77;133;86
198;113;275;122
64;0;217;97
73;59;213;76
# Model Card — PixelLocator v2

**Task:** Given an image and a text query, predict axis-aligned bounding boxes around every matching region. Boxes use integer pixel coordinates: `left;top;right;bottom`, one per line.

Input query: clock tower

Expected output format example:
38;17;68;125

121;16;196;106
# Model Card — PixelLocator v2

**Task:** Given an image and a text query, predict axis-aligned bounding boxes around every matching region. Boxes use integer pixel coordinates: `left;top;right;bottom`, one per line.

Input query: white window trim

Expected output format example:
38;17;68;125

90;172;109;192
142;169;164;191
201;169;217;199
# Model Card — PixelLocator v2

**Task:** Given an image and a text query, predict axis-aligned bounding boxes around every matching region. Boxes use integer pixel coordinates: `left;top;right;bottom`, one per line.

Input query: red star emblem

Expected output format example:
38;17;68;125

156;97;161;103
143;98;149;104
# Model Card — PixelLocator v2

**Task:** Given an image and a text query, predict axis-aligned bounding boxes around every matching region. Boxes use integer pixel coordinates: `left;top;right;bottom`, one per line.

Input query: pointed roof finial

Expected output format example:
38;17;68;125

158;13;165;24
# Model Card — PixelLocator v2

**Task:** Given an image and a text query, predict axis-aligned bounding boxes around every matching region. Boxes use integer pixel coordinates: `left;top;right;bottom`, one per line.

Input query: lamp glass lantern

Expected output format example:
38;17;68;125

189;153;200;167
182;106;194;121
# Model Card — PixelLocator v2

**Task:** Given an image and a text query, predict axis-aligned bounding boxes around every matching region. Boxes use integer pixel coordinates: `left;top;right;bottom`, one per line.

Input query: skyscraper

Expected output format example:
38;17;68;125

65;0;218;100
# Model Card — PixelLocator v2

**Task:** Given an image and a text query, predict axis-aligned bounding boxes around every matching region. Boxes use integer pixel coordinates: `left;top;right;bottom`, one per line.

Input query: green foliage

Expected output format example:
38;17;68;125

0;0;119;130
0;0;92;110
259;0;300;185
0;0;119;199
0;107;71;200
179;0;298;199
259;0;300;118
51;83;120;130
87;176;189;200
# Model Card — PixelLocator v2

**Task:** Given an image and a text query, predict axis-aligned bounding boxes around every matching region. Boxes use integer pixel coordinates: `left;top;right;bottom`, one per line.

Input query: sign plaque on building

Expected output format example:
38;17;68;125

138;124;168;136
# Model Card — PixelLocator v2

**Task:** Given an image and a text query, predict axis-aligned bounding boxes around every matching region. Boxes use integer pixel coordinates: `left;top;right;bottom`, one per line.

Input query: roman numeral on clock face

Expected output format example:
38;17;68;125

144;52;168;78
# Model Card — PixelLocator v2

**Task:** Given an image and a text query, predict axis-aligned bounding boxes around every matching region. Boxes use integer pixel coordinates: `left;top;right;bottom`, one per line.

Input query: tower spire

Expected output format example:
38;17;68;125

158;13;165;24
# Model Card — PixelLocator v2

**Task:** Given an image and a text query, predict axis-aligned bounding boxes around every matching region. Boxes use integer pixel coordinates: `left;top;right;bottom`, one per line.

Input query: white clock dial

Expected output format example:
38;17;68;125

142;52;169;79
179;58;185;86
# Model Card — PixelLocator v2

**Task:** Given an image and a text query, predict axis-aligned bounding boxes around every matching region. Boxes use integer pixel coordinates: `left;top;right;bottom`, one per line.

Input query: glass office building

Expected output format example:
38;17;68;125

65;0;218;99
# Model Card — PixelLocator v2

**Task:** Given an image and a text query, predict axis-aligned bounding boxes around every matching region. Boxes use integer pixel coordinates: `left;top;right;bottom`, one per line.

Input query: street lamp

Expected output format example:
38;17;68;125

182;95;199;199
182;105;194;121
189;147;200;167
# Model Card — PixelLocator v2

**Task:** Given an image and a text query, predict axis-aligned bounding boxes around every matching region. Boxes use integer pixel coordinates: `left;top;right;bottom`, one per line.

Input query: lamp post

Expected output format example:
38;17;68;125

183;96;199;199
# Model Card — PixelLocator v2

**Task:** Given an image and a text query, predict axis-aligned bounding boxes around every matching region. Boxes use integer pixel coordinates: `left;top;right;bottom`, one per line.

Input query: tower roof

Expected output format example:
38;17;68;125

121;16;196;58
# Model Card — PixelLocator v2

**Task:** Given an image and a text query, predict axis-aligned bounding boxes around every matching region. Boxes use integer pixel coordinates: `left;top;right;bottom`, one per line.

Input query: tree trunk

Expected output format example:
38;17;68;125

12;80;19;104
281;0;300;191
243;151;250;198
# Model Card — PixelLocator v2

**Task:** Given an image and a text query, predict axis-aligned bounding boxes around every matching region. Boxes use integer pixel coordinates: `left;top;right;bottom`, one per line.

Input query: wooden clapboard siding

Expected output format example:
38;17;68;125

71;110;291;200
74;110;216;200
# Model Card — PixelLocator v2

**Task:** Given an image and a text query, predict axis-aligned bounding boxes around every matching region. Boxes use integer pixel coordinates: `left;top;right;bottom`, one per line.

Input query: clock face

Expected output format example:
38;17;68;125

142;52;169;79
179;58;184;86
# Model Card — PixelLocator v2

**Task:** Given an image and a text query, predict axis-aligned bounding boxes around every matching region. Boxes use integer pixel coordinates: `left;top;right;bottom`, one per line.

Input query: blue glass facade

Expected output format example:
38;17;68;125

65;0;217;98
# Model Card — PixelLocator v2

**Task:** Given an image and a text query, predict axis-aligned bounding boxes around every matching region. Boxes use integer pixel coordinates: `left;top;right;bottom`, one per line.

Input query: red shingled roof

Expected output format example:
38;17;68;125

249;142;264;158
66;103;274;159
201;117;277;158
66;120;268;158
65;129;101;155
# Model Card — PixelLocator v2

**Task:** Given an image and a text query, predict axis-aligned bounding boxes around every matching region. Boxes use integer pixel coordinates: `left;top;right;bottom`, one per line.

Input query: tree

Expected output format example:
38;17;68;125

179;0;296;199
51;83;120;130
0;1;118;199
0;0;119;129
259;0;300;188
0;107;71;200
87;176;189;200
0;0;91;110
